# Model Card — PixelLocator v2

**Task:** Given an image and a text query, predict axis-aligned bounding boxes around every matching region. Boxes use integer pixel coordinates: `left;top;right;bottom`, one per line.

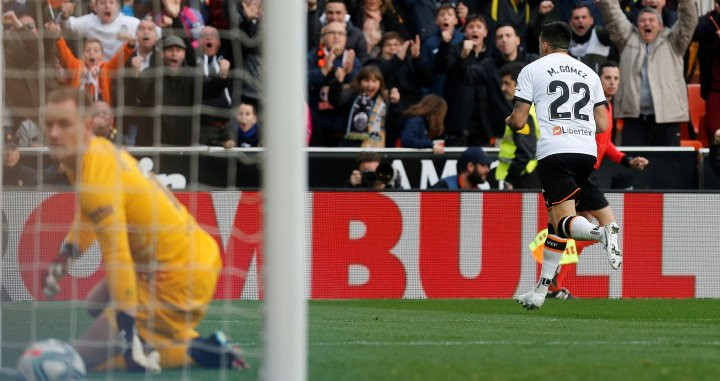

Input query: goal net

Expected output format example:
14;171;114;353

1;0;307;379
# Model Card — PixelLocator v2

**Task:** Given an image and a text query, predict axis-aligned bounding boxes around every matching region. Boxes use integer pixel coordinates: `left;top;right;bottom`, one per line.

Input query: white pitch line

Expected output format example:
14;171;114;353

304;340;720;347
233;340;720;347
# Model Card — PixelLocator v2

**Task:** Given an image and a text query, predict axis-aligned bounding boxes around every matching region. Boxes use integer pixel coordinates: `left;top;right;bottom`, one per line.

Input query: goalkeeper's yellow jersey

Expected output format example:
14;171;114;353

65;136;220;311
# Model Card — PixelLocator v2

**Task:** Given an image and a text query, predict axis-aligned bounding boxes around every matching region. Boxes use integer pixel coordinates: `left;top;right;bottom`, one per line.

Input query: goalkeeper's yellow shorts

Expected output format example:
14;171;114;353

138;229;221;345
102;230;221;369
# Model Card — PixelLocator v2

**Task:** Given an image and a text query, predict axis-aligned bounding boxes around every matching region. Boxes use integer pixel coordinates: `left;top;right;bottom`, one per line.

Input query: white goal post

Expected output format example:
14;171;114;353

0;22;5;370
261;0;308;380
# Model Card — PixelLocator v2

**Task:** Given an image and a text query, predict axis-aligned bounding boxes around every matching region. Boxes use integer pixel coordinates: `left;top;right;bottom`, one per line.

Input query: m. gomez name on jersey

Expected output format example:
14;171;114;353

546;65;588;79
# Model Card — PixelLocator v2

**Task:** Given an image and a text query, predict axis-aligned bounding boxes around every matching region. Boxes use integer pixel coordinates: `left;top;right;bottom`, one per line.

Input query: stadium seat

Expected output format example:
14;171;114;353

680;122;690;141
680;139;703;151
687;84;704;136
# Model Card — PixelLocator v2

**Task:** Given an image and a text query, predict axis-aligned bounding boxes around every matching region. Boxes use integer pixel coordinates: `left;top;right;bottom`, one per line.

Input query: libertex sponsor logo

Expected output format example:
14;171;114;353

552;126;592;136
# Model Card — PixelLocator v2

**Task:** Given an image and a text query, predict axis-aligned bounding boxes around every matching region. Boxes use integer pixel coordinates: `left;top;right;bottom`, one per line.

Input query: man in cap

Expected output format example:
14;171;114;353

136;35;230;146
433;146;493;189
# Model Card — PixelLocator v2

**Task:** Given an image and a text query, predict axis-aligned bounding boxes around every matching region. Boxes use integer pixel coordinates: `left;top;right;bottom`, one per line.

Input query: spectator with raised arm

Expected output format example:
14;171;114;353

138;0;204;65
308;0;368;61
59;0;140;60
137;35;231;146
119;18;160;146
237;0;262;102
599;0;697;146
437;14;509;146
198;26;233;146
349;0;405;57
51;21;136;104
486;0;554;42
392;0;442;41
420;3;463;96
329;65;403;148
372;32;432;111
568;4;616;72
2;11;36;130
308;21;362;146
628;0;678;27
2;10;61;133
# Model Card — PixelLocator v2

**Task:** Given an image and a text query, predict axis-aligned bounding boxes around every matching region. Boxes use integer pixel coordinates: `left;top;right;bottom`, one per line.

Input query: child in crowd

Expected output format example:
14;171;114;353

51;22;135;103
329;65;402;148
59;0;140;60
223;102;260;148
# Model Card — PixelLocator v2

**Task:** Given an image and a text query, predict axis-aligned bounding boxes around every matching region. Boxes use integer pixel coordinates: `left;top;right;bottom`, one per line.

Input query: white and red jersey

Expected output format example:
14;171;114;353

514;53;606;160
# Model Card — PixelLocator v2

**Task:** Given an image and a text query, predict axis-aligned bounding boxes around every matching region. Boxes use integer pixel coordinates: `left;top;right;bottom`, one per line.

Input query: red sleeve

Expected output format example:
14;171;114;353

605;139;625;164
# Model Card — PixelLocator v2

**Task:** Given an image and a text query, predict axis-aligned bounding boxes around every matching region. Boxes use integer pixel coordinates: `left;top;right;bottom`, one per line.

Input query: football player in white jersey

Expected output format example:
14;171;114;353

505;22;621;310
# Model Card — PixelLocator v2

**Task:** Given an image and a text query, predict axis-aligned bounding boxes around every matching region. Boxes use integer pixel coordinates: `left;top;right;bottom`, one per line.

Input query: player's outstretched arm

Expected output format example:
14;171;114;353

594;104;608;133
505;100;531;132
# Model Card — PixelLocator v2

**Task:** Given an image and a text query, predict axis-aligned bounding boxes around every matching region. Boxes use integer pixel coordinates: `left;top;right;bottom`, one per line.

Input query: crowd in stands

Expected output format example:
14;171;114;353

2;0;257;149
2;0;720;185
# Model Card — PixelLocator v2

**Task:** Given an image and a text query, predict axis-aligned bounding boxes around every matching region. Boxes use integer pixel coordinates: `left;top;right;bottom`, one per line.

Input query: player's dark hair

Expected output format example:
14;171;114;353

598;60;619;76
540;22;572;51
499;62;525;82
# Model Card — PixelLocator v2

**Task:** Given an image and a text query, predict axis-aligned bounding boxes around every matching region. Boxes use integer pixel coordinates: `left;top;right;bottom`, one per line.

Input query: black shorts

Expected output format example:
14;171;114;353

576;171;610;212
536;153;596;209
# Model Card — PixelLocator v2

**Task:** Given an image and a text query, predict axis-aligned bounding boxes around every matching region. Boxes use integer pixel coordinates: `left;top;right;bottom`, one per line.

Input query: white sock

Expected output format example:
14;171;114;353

534;247;562;295
569;216;604;242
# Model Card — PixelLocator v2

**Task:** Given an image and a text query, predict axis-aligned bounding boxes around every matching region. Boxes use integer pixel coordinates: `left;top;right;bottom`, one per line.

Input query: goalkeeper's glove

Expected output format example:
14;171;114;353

117;311;161;374
41;243;79;299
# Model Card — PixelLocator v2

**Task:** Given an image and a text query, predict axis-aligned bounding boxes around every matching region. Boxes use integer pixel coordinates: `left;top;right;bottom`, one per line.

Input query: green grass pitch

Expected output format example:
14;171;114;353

2;299;719;380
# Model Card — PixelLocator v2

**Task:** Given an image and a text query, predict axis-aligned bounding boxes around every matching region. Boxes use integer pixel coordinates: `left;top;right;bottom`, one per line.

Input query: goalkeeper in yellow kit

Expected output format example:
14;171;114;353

40;88;248;373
